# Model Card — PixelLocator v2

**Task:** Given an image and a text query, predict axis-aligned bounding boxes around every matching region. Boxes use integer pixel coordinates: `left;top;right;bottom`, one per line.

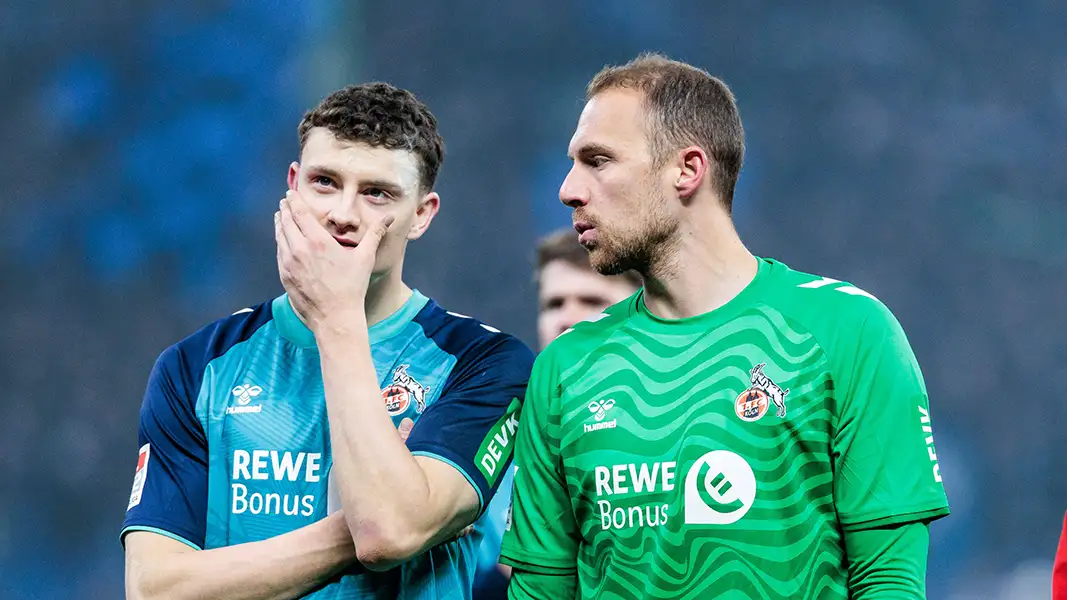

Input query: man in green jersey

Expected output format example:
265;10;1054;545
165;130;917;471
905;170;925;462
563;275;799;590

499;53;950;599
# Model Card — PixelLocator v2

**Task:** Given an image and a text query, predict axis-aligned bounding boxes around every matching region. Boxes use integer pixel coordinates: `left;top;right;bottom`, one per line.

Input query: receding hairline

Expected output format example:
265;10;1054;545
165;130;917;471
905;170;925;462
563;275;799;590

585;55;722;159
582;53;746;206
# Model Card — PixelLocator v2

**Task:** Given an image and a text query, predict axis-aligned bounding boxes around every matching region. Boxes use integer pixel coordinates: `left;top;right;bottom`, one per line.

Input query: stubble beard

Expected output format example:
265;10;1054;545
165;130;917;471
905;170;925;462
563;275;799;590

588;191;678;278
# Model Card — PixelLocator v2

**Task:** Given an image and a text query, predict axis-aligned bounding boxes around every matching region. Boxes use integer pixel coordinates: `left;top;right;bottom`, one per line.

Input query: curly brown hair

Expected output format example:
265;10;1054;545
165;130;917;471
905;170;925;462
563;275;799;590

298;82;445;193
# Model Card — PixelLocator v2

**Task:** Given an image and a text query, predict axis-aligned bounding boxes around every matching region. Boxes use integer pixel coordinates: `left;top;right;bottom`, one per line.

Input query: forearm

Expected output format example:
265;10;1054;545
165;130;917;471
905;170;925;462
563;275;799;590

317;325;437;554
126;513;355;600
845;521;930;599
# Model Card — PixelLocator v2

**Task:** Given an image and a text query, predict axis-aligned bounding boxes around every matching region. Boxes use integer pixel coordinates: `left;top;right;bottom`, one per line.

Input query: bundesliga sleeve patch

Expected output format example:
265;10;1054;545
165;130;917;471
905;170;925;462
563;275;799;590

127;443;151;511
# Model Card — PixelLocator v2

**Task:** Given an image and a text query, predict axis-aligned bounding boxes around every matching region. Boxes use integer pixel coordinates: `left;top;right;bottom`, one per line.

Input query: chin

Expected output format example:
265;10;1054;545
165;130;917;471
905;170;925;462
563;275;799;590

589;249;627;277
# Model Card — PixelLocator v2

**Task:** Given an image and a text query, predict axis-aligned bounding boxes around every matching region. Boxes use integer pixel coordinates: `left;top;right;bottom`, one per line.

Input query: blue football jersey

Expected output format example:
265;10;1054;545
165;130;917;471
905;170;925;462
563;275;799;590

121;290;534;599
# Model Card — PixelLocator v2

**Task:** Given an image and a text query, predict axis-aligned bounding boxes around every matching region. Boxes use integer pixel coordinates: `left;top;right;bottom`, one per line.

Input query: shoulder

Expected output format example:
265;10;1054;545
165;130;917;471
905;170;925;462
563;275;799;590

153;300;275;382
760;259;904;341
413;298;535;380
756;260;916;384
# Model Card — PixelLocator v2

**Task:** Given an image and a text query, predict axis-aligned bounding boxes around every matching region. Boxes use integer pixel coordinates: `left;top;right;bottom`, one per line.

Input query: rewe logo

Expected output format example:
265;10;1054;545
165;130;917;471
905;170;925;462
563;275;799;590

684;451;756;525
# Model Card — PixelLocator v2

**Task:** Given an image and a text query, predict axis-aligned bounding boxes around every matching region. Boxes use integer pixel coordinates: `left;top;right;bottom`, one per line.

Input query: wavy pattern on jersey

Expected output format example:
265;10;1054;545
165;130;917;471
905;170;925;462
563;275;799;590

563;312;820;384
560;305;851;599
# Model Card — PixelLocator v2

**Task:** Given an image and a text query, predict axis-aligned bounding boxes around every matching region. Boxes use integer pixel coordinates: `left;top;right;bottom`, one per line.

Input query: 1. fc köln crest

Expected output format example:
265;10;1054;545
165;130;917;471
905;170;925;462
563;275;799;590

382;364;430;416
734;363;789;422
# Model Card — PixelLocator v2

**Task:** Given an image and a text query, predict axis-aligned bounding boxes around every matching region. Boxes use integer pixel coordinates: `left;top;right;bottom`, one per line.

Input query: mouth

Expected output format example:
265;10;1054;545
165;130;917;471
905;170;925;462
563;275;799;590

573;221;598;246
332;235;358;248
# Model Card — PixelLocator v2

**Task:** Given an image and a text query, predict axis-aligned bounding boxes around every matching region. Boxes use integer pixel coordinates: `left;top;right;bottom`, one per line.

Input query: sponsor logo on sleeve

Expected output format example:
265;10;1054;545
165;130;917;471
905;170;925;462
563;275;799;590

127;443;151;511
475;398;521;487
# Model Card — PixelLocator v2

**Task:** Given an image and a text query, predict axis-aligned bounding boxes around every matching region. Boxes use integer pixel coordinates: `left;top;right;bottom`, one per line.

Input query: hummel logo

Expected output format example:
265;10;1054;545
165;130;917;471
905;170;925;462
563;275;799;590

232;384;262;405
227;384;264;415
588;399;616;422
584;399;618;434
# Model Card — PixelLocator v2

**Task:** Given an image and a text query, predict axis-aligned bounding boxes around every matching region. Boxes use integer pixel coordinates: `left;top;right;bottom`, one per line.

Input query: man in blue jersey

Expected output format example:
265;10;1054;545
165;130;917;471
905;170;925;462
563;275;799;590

122;82;534;599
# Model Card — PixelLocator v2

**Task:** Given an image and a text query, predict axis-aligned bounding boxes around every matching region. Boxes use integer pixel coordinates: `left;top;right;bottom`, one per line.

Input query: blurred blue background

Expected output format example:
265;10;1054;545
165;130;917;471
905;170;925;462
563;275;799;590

0;1;1064;598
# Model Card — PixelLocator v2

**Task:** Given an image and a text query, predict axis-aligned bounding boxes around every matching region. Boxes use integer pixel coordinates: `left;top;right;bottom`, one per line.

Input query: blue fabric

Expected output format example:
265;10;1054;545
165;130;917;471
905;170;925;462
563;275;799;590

121;291;533;599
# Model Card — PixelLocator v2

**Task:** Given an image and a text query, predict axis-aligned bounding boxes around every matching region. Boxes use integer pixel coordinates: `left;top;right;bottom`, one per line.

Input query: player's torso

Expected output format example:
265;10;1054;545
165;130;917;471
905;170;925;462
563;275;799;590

195;319;461;598
559;306;849;600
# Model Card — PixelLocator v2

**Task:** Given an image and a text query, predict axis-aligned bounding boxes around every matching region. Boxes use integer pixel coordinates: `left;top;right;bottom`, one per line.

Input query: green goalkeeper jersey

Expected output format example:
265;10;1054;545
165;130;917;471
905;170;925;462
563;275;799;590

499;257;949;599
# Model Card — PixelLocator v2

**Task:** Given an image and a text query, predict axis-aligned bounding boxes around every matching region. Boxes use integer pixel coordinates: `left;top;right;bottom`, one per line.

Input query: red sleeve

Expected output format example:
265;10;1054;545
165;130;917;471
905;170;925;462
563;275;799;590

1054;510;1067;600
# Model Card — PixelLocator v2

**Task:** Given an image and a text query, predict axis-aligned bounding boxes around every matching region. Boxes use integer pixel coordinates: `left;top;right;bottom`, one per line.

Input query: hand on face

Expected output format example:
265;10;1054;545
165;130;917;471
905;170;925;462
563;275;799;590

275;189;394;332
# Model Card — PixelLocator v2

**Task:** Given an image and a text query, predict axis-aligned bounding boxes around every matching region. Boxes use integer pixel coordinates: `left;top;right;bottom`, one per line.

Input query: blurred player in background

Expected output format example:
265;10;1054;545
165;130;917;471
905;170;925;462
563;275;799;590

501;53;950;599
121;82;533;599
473;228;640;597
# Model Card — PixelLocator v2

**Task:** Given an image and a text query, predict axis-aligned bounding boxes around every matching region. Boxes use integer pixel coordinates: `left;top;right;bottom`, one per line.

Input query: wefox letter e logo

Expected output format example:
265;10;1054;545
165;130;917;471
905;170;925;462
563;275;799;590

684;451;756;525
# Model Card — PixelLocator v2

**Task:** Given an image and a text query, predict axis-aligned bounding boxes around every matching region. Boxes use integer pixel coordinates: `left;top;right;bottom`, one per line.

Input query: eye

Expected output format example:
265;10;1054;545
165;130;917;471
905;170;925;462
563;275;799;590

312;175;335;188
364;187;393;202
584;155;610;169
542;297;564;310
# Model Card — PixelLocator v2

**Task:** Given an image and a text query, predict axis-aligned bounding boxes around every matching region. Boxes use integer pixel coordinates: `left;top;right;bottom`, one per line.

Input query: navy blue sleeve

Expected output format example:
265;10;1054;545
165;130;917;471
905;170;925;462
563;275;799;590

120;343;210;550
405;335;534;513
120;303;272;550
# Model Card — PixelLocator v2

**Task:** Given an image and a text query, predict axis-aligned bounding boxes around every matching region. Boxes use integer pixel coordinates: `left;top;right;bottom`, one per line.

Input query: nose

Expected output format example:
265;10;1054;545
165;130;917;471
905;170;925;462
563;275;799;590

559;164;588;209
326;191;362;234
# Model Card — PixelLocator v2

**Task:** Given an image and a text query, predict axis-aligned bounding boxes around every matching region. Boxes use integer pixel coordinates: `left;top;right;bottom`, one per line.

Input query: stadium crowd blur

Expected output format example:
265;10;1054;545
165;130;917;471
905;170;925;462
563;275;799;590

1;1;1064;598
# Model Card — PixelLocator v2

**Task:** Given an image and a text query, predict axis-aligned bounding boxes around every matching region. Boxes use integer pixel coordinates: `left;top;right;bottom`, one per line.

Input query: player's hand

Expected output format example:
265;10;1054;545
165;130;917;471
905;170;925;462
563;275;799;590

275;190;394;333
397;418;414;442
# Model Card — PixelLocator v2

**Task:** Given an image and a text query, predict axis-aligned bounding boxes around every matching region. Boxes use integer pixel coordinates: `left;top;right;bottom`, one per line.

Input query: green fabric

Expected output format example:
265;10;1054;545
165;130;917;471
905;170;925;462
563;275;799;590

846;522;930;599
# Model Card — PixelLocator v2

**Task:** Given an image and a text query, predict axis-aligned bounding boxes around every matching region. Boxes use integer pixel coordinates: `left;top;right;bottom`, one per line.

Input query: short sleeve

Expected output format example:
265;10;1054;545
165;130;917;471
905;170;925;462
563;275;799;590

832;302;950;531
498;350;580;574
405;335;534;512
120;344;210;550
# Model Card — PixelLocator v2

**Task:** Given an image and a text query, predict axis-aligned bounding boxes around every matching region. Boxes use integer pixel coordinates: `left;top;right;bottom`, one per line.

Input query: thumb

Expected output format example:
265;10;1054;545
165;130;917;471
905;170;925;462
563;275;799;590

397;417;414;442
358;214;395;255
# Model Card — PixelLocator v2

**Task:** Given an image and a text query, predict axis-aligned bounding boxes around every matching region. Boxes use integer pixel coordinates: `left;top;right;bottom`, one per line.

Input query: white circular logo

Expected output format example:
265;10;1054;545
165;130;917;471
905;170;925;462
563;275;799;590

683;450;756;525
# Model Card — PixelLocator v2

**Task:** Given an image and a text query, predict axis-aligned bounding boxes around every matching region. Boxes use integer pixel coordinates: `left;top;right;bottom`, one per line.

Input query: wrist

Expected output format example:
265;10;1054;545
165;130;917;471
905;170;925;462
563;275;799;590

313;312;369;342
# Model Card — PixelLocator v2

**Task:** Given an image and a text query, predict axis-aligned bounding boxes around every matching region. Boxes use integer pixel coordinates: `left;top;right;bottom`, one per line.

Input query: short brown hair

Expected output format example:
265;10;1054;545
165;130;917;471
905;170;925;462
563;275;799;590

587;53;745;210
535;228;643;288
298;82;445;193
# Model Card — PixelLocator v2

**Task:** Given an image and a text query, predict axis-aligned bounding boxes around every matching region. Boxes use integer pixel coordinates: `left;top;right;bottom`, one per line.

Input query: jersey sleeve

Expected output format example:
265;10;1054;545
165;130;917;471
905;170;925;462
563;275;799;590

831;300;950;530
120;344;210;550
844;522;930;598
405;335;534;512
498;349;580;575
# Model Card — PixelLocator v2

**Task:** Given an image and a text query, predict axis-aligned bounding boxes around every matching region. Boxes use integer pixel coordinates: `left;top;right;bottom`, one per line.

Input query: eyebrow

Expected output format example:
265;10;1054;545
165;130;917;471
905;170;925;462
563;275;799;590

569;143;614;160
304;165;406;196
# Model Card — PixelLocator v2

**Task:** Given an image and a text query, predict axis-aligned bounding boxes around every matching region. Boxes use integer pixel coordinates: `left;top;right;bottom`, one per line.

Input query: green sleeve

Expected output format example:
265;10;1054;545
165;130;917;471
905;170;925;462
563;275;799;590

507;561;578;600
831;300;950;530
498;349;581;573
845;521;930;598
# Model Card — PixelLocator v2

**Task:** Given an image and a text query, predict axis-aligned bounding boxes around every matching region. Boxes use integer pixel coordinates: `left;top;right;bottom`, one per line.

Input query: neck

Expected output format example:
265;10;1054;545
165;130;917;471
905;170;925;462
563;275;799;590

641;205;757;320
290;268;413;330
363;269;414;327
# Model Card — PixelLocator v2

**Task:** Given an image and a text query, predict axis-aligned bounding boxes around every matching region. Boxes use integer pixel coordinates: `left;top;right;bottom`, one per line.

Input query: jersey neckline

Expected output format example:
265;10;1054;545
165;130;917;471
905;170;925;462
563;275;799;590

630;257;776;329
271;289;431;349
